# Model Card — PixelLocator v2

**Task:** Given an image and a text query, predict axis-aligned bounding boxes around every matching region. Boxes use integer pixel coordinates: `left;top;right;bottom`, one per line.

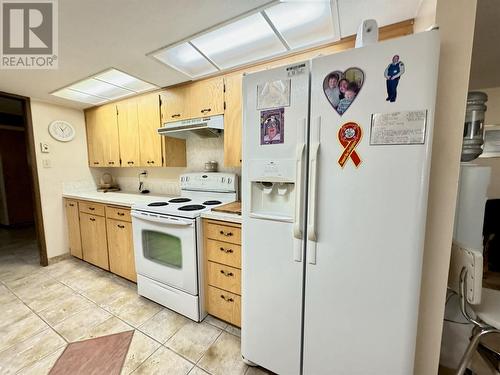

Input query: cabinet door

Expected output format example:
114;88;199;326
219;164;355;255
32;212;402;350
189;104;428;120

161;85;189;123
85;108;105;167
188;76;225;118
223;74;242;167
65;199;82;259
99;104;121;167
80;212;109;270
117;99;140;167
106;218;136;282
137;93;162;167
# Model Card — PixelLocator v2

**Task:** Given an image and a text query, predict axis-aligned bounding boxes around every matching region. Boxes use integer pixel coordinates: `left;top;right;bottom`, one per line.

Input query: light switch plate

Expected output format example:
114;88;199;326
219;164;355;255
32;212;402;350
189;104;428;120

40;143;50;153
42;159;51;168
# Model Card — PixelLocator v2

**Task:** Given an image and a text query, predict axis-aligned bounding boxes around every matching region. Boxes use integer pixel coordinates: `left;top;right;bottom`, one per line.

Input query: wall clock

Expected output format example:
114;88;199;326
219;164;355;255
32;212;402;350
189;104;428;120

48;120;75;142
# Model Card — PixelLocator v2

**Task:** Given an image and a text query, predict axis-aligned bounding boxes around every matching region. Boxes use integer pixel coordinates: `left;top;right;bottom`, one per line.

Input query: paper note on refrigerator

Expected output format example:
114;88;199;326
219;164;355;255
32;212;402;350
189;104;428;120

370;110;427;145
257;79;291;109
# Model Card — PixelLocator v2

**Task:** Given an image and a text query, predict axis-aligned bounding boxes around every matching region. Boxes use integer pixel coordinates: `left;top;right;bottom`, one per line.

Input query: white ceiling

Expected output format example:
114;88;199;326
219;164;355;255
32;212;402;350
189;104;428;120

0;0;421;109
469;0;500;90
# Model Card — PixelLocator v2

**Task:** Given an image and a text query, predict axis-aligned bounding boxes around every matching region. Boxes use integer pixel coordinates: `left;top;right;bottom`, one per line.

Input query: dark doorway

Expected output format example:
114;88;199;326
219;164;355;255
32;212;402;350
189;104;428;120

483;199;500;290
0;92;47;265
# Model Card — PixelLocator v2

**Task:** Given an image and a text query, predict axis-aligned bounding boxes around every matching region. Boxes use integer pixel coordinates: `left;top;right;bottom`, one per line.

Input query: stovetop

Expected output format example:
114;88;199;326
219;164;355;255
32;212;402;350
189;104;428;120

132;172;238;219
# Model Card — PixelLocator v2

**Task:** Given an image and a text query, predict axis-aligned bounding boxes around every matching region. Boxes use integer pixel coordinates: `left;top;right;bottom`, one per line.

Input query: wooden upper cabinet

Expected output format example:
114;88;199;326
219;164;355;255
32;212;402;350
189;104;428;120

100;104;121;167
223;74;242;167
188;76;225;118
161;85;189;123
117;99;140;167
137;93;162;167
85;107;105;167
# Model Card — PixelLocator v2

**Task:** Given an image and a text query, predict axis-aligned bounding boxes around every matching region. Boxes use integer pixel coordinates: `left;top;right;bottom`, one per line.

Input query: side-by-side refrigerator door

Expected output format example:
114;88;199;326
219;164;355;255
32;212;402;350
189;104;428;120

303;31;440;374
241;61;310;375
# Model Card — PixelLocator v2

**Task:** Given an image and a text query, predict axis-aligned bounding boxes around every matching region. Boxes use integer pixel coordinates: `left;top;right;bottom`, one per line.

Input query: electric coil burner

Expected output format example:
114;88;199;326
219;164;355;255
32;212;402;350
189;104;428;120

148;202;168;206
131;172;238;322
169;198;191;203
203;200;222;205
178;204;206;211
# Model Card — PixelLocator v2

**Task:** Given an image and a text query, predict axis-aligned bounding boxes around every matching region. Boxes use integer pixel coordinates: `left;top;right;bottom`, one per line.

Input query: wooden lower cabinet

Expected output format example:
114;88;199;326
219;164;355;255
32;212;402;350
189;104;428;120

203;219;242;327
64;199;82;259
106;218;136;282
64;199;137;281
80;212;109;270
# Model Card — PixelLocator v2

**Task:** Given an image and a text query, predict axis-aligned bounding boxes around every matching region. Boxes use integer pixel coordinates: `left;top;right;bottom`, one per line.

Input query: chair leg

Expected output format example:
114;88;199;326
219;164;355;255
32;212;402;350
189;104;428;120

456;328;500;375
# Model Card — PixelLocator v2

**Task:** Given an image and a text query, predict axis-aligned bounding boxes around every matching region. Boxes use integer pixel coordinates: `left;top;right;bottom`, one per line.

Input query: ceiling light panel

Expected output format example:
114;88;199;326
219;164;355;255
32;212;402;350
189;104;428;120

69;78;134;100
191;13;287;70
94;69;157;92
152;42;218;78
265;2;336;49
52;88;107;105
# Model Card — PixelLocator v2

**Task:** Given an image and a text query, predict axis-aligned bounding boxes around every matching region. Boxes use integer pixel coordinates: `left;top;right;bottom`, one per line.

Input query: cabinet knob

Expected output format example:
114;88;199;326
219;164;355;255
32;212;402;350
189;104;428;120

117;224;125;229
219;230;233;237
108;161;115;165
201;108;212;114
89;207;95;211
90;217;96;222
93;162;99;165
127;161;134;165
220;270;234;277
219;247;233;253
117;212;125;216
220;294;234;302
69;203;75;207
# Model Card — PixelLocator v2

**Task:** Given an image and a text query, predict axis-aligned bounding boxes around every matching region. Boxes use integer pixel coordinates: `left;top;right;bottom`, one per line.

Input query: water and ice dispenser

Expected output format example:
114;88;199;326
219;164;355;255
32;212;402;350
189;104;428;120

248;159;296;222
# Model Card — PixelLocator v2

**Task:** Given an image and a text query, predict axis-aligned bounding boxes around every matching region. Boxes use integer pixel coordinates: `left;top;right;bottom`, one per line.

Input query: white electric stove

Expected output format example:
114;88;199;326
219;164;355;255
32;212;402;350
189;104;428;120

131;172;238;321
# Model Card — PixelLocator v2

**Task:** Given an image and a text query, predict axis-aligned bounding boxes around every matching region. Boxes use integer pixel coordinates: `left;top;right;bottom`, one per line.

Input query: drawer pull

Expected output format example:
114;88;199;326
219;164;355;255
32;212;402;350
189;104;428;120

201;108;212;113
147;160;155;164
117;212;125;216
117;224;125;229
219;247;233;253
220;270;233;277
69;203;75;207
220;294;234;302
93;162;100;165
108;161;115;165
89;207;95;211
90;217;96;222
171;114;180;118
127;161;134;165
219;230;233;237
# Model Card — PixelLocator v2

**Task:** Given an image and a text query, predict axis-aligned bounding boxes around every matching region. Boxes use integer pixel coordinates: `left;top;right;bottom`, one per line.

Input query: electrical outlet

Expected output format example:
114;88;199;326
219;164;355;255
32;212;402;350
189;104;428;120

40;143;49;153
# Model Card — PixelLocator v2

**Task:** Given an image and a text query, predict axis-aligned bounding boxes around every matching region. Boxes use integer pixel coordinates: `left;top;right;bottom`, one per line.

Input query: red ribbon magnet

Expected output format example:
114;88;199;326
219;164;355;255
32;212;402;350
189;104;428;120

337;122;362;168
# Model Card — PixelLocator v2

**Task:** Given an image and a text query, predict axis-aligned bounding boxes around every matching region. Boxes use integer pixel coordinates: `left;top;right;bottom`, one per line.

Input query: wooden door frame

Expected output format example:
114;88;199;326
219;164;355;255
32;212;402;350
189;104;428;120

0;91;48;266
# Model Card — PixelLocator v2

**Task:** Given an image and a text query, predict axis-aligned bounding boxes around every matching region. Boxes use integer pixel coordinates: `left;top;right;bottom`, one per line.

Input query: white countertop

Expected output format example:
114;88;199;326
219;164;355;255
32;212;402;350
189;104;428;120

62;191;175;207
201;210;242;224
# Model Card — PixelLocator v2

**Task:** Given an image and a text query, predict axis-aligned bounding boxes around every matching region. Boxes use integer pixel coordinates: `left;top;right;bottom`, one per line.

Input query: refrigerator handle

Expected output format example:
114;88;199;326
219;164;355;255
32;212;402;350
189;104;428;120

293;118;306;262
307;116;321;264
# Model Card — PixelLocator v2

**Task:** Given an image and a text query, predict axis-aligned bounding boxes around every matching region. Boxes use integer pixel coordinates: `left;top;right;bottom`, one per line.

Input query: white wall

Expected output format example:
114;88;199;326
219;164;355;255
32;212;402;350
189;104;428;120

413;1;478;374
30;100;97;259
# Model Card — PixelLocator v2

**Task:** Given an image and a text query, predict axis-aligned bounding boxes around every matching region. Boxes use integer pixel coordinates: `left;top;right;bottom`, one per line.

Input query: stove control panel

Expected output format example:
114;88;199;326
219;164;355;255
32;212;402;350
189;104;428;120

180;172;238;193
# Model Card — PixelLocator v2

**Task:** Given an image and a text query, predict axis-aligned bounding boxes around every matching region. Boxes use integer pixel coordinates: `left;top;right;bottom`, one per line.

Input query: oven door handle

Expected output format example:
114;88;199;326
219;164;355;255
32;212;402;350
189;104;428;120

131;211;193;226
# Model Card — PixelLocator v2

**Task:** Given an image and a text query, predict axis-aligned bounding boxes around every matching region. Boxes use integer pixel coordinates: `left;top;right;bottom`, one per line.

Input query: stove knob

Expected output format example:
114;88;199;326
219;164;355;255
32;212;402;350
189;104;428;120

221;177;225;182
228;177;232;183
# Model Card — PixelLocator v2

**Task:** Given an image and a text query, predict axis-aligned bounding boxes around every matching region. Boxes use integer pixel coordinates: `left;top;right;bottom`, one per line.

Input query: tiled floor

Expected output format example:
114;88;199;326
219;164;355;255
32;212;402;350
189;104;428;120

0;227;271;375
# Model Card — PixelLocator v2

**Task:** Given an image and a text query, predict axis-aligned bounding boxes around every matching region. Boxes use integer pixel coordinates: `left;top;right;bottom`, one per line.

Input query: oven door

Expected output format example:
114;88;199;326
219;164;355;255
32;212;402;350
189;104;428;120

131;210;198;295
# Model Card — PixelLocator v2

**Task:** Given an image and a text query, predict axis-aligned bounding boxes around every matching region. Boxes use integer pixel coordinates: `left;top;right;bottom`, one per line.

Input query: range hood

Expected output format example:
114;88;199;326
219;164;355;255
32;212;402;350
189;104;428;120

158;114;223;138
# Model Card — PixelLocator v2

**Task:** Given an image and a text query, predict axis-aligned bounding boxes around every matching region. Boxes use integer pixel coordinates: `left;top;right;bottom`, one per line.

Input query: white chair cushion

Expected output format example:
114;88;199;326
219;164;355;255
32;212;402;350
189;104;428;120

476;288;500;328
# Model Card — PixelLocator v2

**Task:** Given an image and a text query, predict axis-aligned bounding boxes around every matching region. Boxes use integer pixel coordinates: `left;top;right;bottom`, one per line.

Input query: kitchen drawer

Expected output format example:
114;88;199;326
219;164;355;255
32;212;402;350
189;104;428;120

206;239;241;269
206;285;241;327
106;206;131;222
207;261;241;295
79;201;105;216
205;222;241;244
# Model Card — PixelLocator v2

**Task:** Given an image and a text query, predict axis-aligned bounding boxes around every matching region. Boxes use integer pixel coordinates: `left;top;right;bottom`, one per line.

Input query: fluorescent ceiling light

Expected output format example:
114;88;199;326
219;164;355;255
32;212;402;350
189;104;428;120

52;88;107;105
152;42;217;77
264;2;335;49
191;13;286;70
149;1;339;78
51;68;158;105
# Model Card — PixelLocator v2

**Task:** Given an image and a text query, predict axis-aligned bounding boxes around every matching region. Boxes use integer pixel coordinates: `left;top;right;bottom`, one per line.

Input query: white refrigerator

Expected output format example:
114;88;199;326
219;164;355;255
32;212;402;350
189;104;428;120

241;31;440;374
